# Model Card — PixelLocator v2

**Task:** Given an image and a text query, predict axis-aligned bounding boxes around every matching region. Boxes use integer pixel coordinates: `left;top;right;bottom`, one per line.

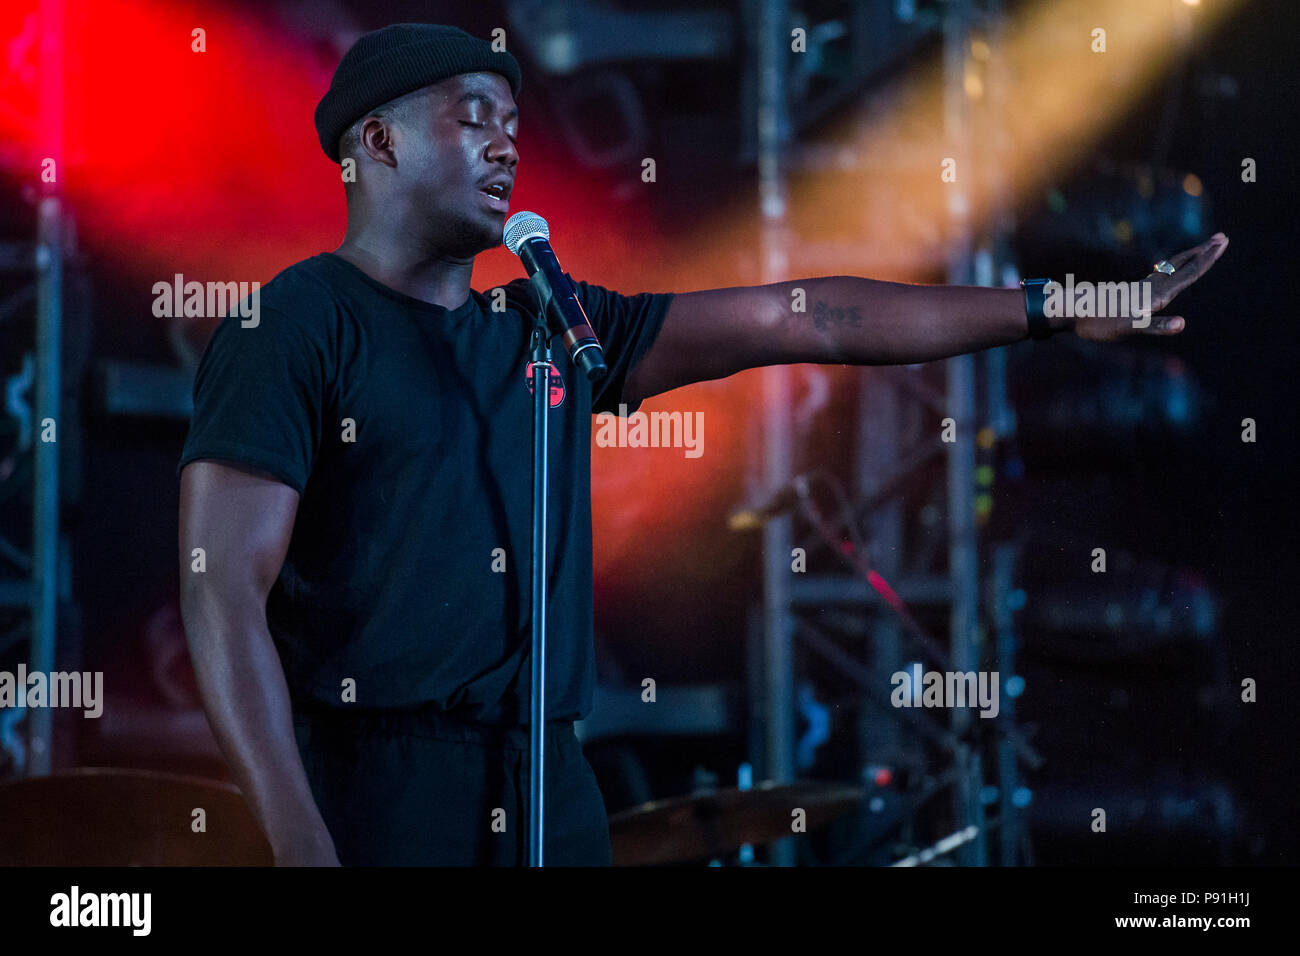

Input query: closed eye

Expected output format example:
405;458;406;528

462;120;517;147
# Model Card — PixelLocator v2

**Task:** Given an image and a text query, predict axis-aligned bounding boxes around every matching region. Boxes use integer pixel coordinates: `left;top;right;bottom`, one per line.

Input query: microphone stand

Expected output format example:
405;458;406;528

527;312;553;867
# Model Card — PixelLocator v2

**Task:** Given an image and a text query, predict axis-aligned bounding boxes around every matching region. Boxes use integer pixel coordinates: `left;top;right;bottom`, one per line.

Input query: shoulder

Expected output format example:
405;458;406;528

200;254;354;355
486;274;631;314
485;276;542;316
195;257;346;371
255;255;347;325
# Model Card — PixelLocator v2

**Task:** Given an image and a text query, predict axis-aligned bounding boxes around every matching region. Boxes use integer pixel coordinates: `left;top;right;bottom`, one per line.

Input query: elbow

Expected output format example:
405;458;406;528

178;570;264;649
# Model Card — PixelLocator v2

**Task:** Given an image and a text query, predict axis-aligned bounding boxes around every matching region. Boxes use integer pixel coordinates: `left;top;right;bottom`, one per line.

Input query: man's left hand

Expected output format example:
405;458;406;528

1071;232;1229;341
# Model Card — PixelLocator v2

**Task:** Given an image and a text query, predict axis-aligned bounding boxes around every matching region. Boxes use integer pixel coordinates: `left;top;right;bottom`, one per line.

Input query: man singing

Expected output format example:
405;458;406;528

177;23;1226;866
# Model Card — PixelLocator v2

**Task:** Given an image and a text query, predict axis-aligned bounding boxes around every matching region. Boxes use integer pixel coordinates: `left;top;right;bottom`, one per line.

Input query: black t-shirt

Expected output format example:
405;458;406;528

178;252;673;726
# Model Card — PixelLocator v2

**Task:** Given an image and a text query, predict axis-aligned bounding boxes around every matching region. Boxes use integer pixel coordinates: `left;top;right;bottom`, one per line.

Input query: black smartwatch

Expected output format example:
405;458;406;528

1020;277;1054;340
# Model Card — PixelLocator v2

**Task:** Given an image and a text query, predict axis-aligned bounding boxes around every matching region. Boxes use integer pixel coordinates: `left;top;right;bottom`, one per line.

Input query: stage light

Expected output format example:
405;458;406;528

739;0;1246;284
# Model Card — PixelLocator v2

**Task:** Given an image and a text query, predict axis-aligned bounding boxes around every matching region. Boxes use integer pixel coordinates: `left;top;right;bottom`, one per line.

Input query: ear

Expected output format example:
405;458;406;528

358;115;399;169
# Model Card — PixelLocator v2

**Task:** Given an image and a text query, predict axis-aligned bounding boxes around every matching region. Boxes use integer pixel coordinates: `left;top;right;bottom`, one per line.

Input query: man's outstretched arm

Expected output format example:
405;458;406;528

626;233;1227;405
179;460;340;866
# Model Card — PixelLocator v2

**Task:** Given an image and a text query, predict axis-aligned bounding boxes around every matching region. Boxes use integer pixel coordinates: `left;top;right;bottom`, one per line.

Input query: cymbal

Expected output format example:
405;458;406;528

0;767;273;866
608;781;864;866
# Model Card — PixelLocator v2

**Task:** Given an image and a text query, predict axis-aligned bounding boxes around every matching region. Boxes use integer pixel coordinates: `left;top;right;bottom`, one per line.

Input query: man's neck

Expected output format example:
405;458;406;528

333;226;475;311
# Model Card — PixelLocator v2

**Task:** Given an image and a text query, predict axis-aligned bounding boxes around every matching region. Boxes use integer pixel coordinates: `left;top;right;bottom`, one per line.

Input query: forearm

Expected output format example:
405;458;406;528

770;276;1031;367
181;587;336;861
634;276;1038;402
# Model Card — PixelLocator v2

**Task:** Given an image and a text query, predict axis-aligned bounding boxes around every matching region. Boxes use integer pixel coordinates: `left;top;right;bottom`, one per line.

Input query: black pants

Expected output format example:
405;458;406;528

293;707;612;866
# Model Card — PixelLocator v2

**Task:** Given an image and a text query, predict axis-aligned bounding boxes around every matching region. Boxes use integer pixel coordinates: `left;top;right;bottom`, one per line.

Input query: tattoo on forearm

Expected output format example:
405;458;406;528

811;300;863;331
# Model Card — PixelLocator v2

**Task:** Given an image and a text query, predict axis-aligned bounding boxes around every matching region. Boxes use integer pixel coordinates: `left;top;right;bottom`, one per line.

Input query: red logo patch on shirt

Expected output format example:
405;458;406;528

524;361;566;408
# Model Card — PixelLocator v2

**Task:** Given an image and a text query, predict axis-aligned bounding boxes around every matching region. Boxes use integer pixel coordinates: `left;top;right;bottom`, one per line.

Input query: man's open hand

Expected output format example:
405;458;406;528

1068;232;1229;342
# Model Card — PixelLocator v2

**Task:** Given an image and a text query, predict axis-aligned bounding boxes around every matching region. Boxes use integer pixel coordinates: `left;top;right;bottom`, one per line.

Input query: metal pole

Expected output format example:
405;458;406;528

527;331;552;867
29;0;66;777
856;375;903;770
757;0;796;867
983;0;1021;867
942;0;985;865
30;199;61;779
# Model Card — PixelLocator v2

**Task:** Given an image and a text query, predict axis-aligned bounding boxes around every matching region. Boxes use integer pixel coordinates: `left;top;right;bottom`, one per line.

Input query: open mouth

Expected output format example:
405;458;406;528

479;183;510;208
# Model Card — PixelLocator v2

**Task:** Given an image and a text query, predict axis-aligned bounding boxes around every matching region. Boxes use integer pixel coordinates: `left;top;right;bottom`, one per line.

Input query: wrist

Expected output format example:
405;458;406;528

271;825;337;864
1019;278;1075;339
265;808;334;853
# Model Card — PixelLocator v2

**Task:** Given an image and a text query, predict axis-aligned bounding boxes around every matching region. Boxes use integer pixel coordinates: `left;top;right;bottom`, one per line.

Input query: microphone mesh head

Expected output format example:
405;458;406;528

503;211;549;255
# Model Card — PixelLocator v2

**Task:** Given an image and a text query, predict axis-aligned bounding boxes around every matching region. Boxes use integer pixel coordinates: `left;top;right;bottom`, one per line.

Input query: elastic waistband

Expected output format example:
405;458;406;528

292;705;573;751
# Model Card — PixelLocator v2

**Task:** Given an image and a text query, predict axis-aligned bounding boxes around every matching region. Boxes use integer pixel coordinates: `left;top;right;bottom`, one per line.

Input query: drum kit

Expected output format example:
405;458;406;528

608;779;981;867
608;781;865;866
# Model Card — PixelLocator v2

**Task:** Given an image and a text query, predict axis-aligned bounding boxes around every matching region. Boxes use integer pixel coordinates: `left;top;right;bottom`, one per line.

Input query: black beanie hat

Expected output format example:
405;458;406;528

314;23;522;163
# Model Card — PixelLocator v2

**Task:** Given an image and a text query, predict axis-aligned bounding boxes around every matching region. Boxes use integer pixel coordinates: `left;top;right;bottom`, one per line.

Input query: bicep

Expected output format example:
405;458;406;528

179;460;300;603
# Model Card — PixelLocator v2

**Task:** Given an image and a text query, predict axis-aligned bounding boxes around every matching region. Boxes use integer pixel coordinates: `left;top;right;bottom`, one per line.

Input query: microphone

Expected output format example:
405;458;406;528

727;474;815;531
503;211;607;381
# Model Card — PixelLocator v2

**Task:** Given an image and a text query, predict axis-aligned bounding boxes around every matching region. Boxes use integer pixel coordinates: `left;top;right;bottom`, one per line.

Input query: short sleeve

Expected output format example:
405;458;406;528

572;279;675;416
177;307;328;493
